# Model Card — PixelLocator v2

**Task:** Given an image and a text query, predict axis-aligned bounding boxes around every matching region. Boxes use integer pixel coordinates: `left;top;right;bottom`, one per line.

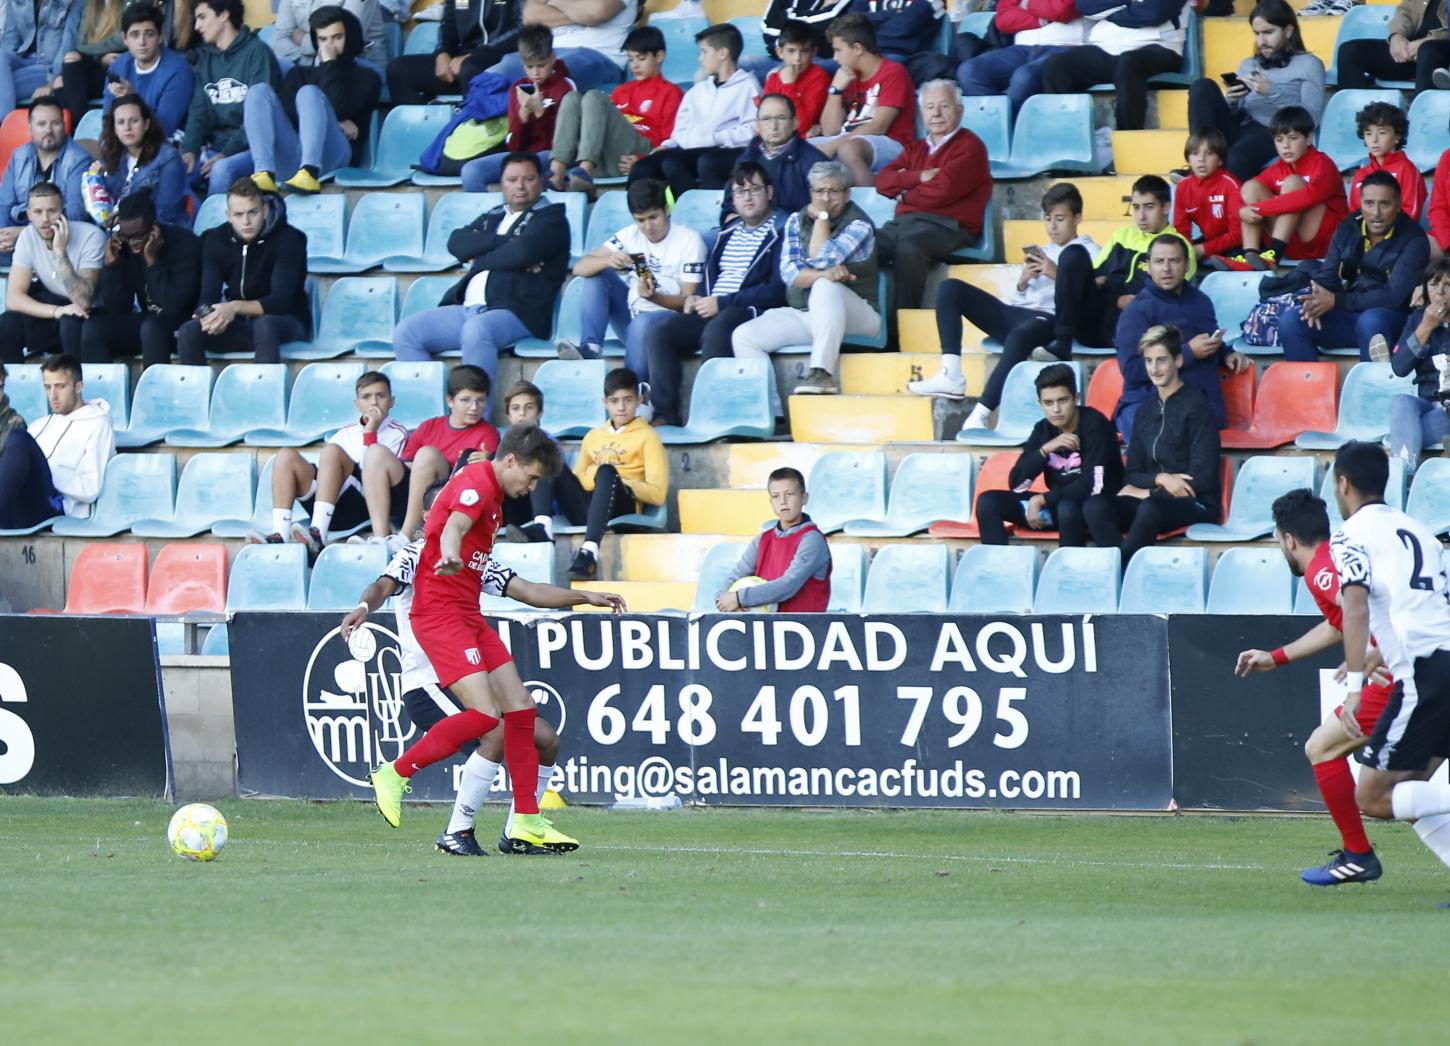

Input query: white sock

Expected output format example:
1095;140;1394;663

504;764;555;836
941;354;962;380
532;514;555;538
964;402;991;429
310;501;335;541
1413;812;1450;869
1391;779;1450;821
271;508;291;537
581;540;599;557
447;754;501;835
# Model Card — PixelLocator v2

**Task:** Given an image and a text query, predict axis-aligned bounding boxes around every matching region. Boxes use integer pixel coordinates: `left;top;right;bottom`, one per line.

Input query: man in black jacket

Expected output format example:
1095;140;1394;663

1085;324;1222;567
393;152;568;385
81;190;202;367
243;7;383;195
176;179;311;365
386;0;522;105
647;163;788;427
720;95;828;226
974;363;1123;548
1268;172;1429;362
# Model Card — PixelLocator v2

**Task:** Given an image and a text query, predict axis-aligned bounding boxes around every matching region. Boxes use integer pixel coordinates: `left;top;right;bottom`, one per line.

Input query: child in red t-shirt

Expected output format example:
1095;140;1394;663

813;13;915;186
762;20;830;137
1210;105;1348;272
460;26;576;191
546;25;683;191
1348;100;1426;221
1429;150;1450;260
364;364;502;543
1175;127;1243;262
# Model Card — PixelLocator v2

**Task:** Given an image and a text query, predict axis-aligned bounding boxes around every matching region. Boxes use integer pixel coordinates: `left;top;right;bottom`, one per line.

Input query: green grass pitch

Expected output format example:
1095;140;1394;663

3;797;1447;1044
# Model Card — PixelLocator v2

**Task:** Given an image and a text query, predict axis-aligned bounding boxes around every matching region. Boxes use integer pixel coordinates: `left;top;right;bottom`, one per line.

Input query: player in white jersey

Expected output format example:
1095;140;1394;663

1329;441;1450;881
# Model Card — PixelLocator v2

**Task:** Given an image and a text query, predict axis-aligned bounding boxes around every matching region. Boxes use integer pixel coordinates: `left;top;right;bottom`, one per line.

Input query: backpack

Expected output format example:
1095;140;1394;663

416;70;512;175
1240;291;1297;347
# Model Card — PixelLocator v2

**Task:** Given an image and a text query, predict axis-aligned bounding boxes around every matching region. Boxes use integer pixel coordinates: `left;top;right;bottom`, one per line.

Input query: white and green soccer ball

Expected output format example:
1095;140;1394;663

167;803;229;862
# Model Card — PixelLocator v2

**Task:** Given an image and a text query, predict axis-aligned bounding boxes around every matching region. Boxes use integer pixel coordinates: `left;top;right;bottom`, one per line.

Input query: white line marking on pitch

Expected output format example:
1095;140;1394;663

588;843;1269;871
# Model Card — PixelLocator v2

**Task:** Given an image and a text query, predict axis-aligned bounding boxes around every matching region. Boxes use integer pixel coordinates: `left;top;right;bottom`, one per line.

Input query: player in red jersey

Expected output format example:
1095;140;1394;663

368;426;579;852
1235;489;1392;886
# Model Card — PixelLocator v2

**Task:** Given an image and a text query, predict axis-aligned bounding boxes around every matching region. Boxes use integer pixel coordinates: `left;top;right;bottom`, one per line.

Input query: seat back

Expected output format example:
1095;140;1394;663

584;191;634;254
421;192;499;261
284;362;368;433
403;20;439;54
848;186;897;228
532;359;607;437
682;357;774;436
692;540;748;611
193;192;228;233
1406;456;1450;533
287;194;348;259
1317;89;1403;169
1328;5;1396;81
1199;271;1271;339
729;15;766;55
1085;359;1123;420
1207;547;1295;614
483;542;557;611
1033;546;1121;614
807;450;888;533
62;452;177;532
1407;89;1450;171
1323;455;1406;530
400;275;457;320
541;190;588;261
126;364;213;434
207;363;290;437
1006;94;1094;174
1119;546;1208;614
341;192;425;264
145;542;228;614
1333;362;1416;439
862;544;952;613
4;363;45;422
316;276;399;348
1243;361;1339;441
81;363;132;430
1224;454;1317;531
975;361;1085;442
658;18;707;83
171;453;256;528
959;95;1010;160
1219;365;1256;431
74;107;103;141
63;542;148;614
827;543;866;613
368;104;453;176
673;188;724;235
880;452;975;532
949;544;1038;614
227;543;310;611
0;109;32;174
379;360;447;430
308;543;390;610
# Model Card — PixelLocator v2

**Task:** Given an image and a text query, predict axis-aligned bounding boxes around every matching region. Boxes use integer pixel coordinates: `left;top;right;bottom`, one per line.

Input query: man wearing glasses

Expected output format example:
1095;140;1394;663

720;93;827;225
645;160;788;427
731;159;879;397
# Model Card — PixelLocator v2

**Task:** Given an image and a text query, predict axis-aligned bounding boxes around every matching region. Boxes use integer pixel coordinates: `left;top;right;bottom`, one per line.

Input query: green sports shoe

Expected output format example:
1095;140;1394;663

508;813;579;853
369;762;410;828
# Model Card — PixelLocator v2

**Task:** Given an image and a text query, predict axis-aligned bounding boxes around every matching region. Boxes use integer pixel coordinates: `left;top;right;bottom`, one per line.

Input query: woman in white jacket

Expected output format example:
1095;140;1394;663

21;355;116;521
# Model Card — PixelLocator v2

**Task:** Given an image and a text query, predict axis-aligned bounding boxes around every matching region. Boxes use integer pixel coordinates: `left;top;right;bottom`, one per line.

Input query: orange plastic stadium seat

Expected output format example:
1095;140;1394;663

62;542;148;614
1219;365;1257;433
0;110;30;177
1085;359;1123;420
145;543;229;615
1220;362;1339;449
928;451;1047;539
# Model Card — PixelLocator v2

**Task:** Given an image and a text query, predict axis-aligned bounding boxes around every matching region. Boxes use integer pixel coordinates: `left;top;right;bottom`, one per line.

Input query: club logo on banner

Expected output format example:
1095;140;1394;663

302;623;412;787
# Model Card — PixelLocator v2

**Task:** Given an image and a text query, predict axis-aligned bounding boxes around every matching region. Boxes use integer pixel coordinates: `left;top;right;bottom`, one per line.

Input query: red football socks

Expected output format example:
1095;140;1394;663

502;707;540;815
393;709;498;777
1313;758;1372;854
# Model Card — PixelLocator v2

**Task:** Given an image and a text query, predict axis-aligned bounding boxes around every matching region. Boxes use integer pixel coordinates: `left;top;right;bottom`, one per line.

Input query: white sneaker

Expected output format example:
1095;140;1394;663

962;402;992;431
907;369;966;400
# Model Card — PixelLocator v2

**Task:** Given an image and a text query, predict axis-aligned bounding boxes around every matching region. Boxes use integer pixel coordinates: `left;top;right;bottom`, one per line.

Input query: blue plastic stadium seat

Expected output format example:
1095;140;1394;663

513;276;624;357
692;541;748;612
1295;362;1415;450
957;361;1084;446
947;198;999;264
1200;271;1274;354
212;450;317;538
166;363;289;447
1327;5;1397;85
658;19;706;84
53;452;177;537
283;276;399;361
482;542;557;612
4;363;44;422
583;190;634;254
115;364;214;448
384;192;499;272
806;450;888;534
286;193;348;260
729;15;765;56
383;18;402;60
949;544;1038;614
200;622;230;655
403;20;438;54
354;275;457;358
227;543;310;611
1206;547;1295;614
843;452;975;538
1406;457;1450;535
193;193;227;234
131;453;257;538
655;357;775;444
531;359;607;437
1323;456;1406;530
990;94;1095;179
80;362;130;429
1407;90;1450;172
333;104;452;188
379;359;447;429
310;193;425;274
827;543;867;613
1032;546;1121;614
1186;455;1316;541
1318;89;1403;171
672;187;724;238
541;190;588;262
959;95;1010;162
1293;575;1321;615
74;107;102;140
244;361;367;447
554;500;668;535
849;186;897;229
1119;546;1208;614
307;543;390;610
861;544;953;613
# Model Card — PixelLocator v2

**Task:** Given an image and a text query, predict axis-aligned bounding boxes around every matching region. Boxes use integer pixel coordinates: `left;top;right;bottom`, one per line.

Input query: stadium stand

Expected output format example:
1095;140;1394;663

131;453;257;538
1118;546;1209;614
861;543;952;614
1205;547;1296;615
1032;546;1122;614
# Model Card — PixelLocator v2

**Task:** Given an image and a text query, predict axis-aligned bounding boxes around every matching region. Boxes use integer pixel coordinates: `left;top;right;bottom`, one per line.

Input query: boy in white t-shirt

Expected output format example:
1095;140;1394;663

249;369;408;559
559;178;704;415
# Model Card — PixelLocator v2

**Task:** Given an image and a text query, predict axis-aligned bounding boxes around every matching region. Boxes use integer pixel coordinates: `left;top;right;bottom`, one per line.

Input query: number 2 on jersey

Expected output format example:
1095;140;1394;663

1397;528;1437;592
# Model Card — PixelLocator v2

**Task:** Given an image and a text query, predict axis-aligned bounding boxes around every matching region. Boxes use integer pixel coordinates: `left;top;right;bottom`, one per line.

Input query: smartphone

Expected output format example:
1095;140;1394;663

195;303;214;319
519;83;536;94
1023;244;1042;257
1220;72;1241;86
1212;328;1225;339
630;252;649;277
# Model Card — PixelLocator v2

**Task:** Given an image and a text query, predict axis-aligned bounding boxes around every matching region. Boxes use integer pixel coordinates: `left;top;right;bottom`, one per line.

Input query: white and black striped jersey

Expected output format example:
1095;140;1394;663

382;540;518;691
1331;503;1450;681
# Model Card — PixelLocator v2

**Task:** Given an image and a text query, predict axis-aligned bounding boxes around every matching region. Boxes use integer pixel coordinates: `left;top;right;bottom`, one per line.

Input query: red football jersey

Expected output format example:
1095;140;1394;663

402;415;500;465
412;461;505;610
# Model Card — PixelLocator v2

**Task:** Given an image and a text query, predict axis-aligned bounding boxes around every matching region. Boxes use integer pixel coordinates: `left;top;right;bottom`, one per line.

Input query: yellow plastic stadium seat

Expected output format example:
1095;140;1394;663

243;0;275;27
1066;176;1140;221
571;580;697;612
1299;16;1341;60
1003;219;1119;260
1111;130;1187;174
840;353;948;395
678;489;774;535
727;443;832;488
897;307;955;351
1203;19;1248;83
788;395;935;444
617;534;729;582
1156;90;1189;131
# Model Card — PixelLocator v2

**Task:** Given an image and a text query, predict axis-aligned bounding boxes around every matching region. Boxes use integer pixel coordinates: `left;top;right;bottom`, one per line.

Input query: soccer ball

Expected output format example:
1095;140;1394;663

167;803;229;862
729;575;776;613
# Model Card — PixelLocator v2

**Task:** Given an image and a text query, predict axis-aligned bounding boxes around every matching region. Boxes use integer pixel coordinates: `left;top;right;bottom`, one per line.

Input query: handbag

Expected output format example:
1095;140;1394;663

1240;291;1297;347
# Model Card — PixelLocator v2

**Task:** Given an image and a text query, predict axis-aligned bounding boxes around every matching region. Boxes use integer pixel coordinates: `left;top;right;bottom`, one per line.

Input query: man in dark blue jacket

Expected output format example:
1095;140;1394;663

648;161;788;427
1114;233;1249;441
393;152;569;386
720;95;827;227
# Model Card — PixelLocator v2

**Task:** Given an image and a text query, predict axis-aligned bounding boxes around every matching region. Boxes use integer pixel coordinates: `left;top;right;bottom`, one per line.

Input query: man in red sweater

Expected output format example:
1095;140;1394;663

873;79;990;310
1173;127;1242;261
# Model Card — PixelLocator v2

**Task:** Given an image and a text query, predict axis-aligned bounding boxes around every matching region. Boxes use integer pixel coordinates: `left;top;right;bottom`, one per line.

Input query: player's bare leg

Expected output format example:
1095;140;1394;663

437;718;561;857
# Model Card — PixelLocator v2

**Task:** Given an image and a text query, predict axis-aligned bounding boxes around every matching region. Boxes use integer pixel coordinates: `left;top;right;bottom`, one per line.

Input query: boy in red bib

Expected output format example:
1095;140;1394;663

716;467;832;613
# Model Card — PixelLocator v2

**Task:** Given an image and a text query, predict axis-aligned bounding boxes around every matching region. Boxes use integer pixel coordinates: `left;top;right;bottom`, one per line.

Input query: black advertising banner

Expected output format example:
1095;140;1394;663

1168;615;1335;811
229;612;1174;810
0;614;171;797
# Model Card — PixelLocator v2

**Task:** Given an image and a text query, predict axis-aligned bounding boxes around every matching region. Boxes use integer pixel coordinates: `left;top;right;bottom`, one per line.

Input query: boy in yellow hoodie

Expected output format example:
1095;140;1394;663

565;367;670;579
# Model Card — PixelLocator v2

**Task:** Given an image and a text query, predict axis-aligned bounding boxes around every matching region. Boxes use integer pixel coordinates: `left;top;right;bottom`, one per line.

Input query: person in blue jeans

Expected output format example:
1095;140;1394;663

559;178;705;401
1379;256;1450;475
392;152;569;383
955;0;1084;116
0;0;83;117
486;0;637;91
1269;171;1427;362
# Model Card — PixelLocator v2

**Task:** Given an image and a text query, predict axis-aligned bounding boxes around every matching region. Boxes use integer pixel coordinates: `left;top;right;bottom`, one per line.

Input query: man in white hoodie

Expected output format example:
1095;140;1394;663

23;353;116;521
625;23;761;201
